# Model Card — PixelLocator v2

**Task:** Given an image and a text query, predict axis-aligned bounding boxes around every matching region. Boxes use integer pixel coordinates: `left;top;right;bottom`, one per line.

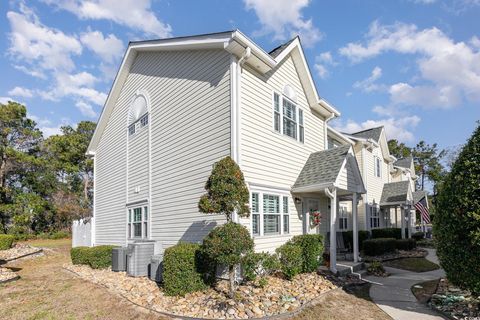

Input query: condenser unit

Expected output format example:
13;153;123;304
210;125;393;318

149;254;164;282
126;241;155;277
112;247;128;272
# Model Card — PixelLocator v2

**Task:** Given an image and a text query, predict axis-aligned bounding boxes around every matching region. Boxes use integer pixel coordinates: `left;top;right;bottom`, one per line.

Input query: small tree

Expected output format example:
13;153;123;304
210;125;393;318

198;156;250;221
434;122;480;294
198;156;253;298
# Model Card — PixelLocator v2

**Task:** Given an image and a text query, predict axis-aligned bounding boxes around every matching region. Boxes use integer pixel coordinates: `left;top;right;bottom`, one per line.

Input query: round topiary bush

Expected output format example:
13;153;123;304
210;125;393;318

434;123;480;294
202;222;254;297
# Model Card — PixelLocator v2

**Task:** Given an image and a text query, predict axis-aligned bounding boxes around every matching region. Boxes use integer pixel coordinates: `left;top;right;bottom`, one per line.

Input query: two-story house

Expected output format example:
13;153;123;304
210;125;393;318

327;126;417;238
86;31;365;274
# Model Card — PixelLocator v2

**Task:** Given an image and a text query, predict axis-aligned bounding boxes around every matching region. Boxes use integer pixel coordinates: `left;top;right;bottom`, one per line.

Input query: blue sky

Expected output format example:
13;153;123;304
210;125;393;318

1;0;479;150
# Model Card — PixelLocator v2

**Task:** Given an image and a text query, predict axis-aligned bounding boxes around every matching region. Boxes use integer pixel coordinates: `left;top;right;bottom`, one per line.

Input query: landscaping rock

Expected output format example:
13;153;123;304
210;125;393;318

362;248;427;262
430;278;480;319
0;267;19;283
64;263;338;319
0;244;43;262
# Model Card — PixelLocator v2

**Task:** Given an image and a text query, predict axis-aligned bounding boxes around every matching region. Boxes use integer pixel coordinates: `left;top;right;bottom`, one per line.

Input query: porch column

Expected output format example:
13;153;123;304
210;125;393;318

407;208;412;239
326;187;337;274
401;206;406;239
352;193;359;263
395;207;398;228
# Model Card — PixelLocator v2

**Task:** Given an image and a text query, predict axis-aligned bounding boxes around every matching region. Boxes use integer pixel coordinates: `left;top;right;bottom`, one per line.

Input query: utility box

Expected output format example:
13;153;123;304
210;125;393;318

126;241;155;277
112;247;128;272
149;254;164;283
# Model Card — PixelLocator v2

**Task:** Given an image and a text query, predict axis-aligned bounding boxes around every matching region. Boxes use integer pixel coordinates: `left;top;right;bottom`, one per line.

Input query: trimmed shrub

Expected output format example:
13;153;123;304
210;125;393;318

396;238;416;251
367;261;387;277
70;246;91;265
241;251;280;282
291;234;324;273
435;123;480;294
342;230;371;251
371;228;403;239
163;242;208;296
363;238;397;256
412;231;425;241
70;245;115;269
0;234;15;250
49;231;70;239
202;222;254;297
276;243;302;280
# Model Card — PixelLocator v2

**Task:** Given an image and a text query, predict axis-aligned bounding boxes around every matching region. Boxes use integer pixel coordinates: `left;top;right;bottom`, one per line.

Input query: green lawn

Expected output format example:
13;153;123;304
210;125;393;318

384;258;440;272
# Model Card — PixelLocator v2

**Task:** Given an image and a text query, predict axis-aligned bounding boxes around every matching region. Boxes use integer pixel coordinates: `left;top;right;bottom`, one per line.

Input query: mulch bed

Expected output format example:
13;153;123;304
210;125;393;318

430;278;480;319
64;263;345;319
362;248;427;262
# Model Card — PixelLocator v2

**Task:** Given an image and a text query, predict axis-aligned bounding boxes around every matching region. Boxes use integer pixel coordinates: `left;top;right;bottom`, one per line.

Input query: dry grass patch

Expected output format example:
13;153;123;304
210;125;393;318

384;257;440;272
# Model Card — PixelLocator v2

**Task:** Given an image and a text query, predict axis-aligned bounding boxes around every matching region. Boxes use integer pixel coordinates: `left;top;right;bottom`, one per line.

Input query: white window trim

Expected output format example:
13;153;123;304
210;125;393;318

339;204;348;230
272;90;304;144
370;205;380;229
127;205;149;239
250;188;290;237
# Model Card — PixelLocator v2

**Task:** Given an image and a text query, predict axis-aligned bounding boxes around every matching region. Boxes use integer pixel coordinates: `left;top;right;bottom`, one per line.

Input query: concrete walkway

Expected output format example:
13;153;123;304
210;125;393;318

364;249;446;320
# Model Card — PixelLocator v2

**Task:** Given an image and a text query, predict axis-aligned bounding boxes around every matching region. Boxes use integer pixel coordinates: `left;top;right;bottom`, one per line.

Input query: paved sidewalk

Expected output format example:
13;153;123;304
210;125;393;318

364;250;446;320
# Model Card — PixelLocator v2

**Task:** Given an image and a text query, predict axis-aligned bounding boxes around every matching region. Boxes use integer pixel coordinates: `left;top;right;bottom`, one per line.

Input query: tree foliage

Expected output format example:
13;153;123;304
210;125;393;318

0;101;95;235
198;156;250;221
434;123;480;294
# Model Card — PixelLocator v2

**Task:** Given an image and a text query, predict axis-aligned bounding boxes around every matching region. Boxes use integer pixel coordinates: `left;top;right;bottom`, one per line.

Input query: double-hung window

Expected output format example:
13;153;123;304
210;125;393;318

251;192;290;236
370;206;379;229
339;205;348;230
128;113;149;137
374;156;382;178
273;92;304;143
128;206;149;239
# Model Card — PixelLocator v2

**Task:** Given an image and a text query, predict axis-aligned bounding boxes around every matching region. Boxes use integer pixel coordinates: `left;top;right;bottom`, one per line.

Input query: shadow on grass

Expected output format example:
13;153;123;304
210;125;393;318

343;282;374;302
384;257;440;272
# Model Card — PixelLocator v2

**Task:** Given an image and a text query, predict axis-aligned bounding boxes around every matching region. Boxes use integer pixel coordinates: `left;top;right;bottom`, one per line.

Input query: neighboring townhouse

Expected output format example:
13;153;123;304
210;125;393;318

86;30;365;274
327;126;417;238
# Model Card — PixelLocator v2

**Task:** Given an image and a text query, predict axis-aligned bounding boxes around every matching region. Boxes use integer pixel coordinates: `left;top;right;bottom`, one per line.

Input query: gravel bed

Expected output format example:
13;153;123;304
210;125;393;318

0;267;19;284
0;244;43;262
362;248;428;262
430;278;479;319
64;263;338;319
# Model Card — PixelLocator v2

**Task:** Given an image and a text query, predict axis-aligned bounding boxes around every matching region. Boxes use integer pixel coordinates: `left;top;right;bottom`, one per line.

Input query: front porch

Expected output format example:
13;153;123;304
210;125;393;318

292;145;366;274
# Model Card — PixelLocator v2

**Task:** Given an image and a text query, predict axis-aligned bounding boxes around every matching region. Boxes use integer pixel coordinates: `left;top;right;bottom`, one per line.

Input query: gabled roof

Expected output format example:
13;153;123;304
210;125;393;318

413;190;427;204
380;181;411;205
292;145;365;193
349;126;384;142
269;37;297;58
327;126;354;146
394;157;413;169
87;30;340;155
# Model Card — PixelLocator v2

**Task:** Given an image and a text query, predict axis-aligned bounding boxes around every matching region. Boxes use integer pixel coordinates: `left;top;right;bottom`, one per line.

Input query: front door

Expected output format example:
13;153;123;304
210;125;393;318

304;198;320;234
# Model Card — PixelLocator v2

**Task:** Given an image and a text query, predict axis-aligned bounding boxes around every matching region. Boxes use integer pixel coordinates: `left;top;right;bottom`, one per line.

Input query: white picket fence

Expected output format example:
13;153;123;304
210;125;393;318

72;219;92;247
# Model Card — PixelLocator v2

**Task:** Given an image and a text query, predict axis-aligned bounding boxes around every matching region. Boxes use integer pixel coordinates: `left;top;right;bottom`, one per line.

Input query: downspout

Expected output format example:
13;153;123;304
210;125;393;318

232;47;251;223
324;112;335;150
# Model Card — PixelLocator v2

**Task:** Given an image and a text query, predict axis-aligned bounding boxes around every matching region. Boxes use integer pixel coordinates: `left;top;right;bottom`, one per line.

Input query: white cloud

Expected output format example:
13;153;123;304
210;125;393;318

244;0;322;46
339;21;480;108
7;5;82;72
44;0;172;38
13;65;47;79
80;30;124;63
333;114;421;142
75;101;97;118
0;97;13;104
411;0;437;4
314;51;336;79
8;86;34;98
353;66;384;92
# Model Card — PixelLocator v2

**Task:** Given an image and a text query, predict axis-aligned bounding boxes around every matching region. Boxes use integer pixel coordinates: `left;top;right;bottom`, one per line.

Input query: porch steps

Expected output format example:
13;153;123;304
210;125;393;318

336;261;366;277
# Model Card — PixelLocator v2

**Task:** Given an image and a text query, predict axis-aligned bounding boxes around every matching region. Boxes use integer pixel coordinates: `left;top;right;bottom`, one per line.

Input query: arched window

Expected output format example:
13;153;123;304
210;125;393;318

128;91;149;136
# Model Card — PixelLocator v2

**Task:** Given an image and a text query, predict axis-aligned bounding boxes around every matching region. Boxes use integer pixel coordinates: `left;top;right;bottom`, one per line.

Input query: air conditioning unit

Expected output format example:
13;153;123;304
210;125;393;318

126;241;155;277
112;247;128;272
149;254;164;282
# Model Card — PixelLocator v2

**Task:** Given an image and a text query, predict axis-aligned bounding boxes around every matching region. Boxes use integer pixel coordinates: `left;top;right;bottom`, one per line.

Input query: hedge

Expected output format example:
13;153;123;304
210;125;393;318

371;228;407;240
363;238;397;256
241;251;280;282
434;123;480;293
163;242;209;296
412;231;425;241
396;238;416;251
0;234;15;250
276;243;302;280
70;245;116;269
291;234;324;273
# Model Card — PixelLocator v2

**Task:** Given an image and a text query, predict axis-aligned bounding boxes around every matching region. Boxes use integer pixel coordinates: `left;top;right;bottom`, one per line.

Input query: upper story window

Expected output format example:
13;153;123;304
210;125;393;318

374;156;382;178
273;90;304;143
128;93;149;136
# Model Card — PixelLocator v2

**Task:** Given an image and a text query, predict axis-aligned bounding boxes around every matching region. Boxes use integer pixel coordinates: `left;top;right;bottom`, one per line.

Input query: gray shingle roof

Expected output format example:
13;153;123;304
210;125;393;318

394;157;413;168
380;181;410;205
269;37;297;58
413;190;427;204
293;145;350;189
349;126;383;142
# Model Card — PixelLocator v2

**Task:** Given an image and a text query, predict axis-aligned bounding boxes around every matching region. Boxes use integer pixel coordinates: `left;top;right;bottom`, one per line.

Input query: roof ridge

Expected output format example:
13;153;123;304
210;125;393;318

350;125;384;135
